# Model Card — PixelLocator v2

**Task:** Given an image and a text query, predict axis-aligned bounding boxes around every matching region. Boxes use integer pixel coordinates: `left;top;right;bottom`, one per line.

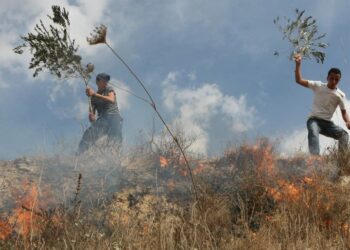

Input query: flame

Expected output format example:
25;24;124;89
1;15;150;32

192;163;205;175
306;155;323;167
256;144;276;174
159;156;169;168
238;139;277;177
268;180;301;202
0;220;12;240
8;184;43;237
0;181;61;240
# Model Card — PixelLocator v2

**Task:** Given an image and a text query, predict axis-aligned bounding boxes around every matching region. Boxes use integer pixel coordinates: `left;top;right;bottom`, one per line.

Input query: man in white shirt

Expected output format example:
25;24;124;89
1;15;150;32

294;54;350;155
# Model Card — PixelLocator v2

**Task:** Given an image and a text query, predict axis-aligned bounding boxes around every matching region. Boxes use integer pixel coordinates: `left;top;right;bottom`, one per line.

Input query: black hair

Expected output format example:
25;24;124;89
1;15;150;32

328;68;341;77
96;73;111;82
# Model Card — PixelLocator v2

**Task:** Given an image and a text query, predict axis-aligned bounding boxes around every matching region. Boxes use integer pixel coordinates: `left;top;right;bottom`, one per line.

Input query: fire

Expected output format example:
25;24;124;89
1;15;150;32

0;220;11;240
305;155;323;167
237;139;278;177
9;183;43;237
268;180;301;202
238;140;319;204
0;181;61;240
159;156;169;168
192;163;205;175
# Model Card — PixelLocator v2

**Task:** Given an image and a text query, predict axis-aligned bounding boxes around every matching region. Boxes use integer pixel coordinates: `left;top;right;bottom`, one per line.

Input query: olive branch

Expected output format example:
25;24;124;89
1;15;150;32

13;5;94;111
274;9;328;63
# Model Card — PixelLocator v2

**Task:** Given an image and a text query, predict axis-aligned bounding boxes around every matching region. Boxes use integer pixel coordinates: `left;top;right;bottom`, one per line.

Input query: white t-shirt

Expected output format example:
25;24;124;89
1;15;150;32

308;80;346;121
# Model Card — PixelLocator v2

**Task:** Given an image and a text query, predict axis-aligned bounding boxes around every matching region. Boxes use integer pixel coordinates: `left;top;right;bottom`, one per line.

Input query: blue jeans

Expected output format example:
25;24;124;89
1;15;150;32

307;117;348;155
78;114;123;154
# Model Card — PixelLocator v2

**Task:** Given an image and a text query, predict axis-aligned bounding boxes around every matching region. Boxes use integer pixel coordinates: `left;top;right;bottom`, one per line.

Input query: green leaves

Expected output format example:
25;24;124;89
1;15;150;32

48;5;70;27
274;9;328;64
13;5;90;81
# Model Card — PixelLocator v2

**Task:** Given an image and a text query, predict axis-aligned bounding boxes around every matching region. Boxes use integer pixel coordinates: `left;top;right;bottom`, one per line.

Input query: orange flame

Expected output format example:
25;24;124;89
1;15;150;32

0;181;60;240
159;156;169;168
192;163;205;175
0;220;12;240
268;180;301;202
238;139;277;177
9;184;43;237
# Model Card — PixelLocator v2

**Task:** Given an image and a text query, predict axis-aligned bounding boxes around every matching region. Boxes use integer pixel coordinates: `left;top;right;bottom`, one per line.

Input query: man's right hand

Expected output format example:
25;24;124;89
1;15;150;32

294;54;302;65
89;112;96;122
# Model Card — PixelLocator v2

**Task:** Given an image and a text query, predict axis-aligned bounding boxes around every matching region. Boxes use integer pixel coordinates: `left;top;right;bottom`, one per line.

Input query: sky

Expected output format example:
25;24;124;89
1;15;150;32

1;0;350;159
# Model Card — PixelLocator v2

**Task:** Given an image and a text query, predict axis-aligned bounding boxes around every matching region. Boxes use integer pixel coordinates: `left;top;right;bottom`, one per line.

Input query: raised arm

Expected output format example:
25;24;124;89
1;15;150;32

294;54;309;88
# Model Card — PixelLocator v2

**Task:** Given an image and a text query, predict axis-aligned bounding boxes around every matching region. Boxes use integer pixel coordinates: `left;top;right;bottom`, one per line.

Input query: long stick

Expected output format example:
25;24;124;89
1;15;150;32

104;42;200;205
78;69;93;113
90;72;152;105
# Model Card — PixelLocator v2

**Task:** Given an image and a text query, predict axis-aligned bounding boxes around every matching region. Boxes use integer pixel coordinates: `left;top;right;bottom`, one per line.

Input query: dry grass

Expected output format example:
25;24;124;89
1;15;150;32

2;138;350;249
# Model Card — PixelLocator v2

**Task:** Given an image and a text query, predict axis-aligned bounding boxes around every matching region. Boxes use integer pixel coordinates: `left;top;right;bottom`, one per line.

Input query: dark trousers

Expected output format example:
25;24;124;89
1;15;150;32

78;114;122;154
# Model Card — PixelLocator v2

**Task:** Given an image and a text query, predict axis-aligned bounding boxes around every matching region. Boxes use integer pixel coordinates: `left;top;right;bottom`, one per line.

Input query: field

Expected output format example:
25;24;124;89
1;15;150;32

1;137;350;249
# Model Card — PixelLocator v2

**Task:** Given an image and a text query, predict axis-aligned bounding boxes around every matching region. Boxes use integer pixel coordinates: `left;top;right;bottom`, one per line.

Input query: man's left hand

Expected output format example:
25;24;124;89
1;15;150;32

346;121;350;130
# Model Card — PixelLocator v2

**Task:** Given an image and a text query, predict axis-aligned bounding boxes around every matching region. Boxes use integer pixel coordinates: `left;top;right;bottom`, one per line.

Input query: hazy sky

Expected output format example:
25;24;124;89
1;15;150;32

1;0;350;159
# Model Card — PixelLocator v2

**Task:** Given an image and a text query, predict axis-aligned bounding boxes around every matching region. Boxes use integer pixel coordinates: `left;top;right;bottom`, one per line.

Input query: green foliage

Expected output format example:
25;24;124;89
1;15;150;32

13;5;90;80
274;9;328;63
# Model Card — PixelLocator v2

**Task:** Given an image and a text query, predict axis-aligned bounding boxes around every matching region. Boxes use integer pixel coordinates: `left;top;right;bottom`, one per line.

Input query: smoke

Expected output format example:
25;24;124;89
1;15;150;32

279;104;350;155
161;71;257;154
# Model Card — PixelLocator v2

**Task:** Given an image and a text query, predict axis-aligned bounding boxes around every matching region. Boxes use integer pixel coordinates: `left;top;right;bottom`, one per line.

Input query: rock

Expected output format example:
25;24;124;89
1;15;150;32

15;163;40;173
12;156;41;173
340;176;350;186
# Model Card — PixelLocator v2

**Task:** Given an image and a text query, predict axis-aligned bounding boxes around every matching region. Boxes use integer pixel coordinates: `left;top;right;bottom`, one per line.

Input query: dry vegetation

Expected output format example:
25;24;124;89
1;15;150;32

1;135;350;250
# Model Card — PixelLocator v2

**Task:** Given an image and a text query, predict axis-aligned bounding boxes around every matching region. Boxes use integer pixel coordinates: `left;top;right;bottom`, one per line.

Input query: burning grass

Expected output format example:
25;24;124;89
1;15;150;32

1;138;350;249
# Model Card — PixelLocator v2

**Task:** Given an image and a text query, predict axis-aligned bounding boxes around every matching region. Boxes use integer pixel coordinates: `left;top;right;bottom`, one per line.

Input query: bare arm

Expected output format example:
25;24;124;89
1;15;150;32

86;87;116;122
294;54;309;88
93;91;116;104
86;87;116;104
341;109;350;129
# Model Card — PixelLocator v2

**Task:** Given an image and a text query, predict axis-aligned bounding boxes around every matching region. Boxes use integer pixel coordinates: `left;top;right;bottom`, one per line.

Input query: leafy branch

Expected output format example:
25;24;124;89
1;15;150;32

13;5;94;111
13;5;91;82
274;9;328;63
